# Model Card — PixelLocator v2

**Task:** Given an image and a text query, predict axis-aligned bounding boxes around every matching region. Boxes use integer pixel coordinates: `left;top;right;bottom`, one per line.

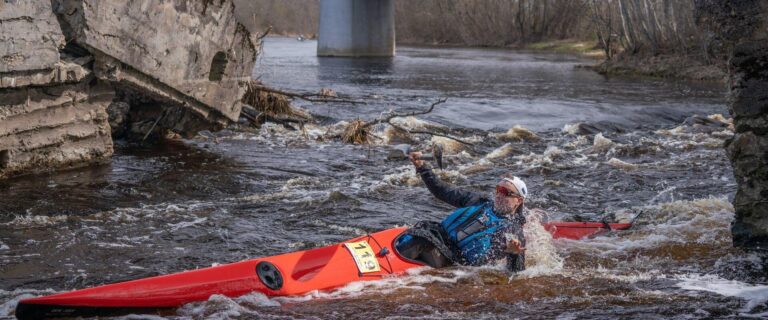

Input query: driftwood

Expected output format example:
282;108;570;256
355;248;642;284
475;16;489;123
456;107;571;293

240;81;470;146
250;84;362;105
241;81;316;130
361;99;474;146
241;104;308;131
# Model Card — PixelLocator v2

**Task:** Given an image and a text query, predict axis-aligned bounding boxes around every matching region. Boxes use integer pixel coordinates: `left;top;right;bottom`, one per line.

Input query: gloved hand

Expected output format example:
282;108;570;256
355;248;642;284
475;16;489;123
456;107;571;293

506;238;526;254
409;151;424;169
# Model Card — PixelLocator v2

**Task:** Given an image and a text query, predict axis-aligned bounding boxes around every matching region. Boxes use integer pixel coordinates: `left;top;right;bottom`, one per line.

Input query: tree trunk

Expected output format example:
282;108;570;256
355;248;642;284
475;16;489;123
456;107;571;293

618;0;637;52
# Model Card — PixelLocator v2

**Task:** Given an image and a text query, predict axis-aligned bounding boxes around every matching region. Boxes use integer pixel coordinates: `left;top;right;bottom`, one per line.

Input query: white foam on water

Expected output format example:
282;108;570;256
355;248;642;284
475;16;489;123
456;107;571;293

282;176;321;190
113;314;169;320
484;143;514;160
591;133;614;153
497;125;539;142
430;136;467;155
606;157;638;171
676;274;768;312
517;209;564;278
561;123;581;135
382;164;467;188
310;219;367;236
562;135;590;149
2;213;68;227
714;252;766;273
708;113;732;124
516;151;555;168
178;292;283;319
382;165;421;187
276;267;469;303
177;294;247;319
559;198;734;256
648;186;678;204
390;116;445;131
555;312;579;320
89;201;214;224
168;217;208;231
232;191;288;203
94;242;135;249
588;265;660;283
0;289;56;317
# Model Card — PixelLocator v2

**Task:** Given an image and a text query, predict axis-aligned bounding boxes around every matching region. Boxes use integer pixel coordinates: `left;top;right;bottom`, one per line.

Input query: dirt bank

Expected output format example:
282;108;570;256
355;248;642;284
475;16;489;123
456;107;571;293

585;54;728;82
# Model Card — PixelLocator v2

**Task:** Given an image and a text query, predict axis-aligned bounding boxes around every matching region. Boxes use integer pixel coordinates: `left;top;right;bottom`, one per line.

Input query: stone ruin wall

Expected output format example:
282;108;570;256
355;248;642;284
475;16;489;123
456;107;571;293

696;0;768;249
0;0;257;179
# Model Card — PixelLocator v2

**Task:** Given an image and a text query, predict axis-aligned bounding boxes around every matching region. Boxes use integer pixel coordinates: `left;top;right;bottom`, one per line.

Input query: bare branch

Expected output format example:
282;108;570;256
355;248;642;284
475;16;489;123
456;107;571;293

357;98;474;146
256;26;273;41
251;85;363;104
362;98;448;129
386;119;474;146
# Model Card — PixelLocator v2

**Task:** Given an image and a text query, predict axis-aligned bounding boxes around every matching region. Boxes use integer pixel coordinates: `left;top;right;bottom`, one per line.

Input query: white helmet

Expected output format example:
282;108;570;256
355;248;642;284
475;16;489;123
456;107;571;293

502;176;528;199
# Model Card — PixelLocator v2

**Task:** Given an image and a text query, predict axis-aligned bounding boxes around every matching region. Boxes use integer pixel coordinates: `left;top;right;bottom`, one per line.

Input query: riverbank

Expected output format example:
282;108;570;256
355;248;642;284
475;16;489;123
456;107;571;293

523;39;727;83
525;39;604;58
586;53;728;82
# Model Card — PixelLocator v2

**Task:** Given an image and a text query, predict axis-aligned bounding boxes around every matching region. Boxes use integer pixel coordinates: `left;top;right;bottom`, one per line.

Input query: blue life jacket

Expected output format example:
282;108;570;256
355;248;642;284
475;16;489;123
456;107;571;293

441;202;509;265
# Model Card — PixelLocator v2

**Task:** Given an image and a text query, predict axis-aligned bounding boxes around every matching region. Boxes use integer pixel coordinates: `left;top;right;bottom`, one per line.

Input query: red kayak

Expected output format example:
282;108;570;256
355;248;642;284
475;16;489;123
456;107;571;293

15;221;631;319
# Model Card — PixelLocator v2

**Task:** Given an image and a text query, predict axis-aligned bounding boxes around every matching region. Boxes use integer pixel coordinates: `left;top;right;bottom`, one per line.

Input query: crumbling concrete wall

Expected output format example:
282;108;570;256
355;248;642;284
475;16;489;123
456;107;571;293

0;0;114;179
52;0;257;127
0;0;65;75
696;0;768;249
1;0;258;179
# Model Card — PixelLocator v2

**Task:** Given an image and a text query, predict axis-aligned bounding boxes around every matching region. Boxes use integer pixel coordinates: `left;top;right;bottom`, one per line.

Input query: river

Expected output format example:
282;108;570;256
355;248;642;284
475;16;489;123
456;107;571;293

1;38;766;319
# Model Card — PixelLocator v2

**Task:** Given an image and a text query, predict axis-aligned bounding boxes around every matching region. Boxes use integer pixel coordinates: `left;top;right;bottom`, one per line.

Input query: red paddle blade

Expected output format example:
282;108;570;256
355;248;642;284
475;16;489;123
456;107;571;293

545;221;632;240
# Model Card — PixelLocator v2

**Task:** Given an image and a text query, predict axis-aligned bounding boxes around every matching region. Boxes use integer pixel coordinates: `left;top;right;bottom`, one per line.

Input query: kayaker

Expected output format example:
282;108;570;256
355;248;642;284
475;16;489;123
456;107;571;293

395;152;527;272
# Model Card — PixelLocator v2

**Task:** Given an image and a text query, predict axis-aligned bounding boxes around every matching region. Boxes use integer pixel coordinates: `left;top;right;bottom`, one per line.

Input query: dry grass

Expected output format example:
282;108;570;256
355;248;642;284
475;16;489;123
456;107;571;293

341;119;371;144
243;81;293;116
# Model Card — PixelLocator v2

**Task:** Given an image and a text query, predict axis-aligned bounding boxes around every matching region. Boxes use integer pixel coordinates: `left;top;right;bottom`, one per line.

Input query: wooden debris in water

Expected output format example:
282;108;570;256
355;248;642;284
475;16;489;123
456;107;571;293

342;119;371;144
243;81;292;116
319;88;338;97
241;81;313;130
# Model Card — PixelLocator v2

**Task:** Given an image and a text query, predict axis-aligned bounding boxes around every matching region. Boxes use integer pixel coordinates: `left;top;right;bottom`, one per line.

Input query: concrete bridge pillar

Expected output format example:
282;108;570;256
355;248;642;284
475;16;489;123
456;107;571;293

317;0;395;57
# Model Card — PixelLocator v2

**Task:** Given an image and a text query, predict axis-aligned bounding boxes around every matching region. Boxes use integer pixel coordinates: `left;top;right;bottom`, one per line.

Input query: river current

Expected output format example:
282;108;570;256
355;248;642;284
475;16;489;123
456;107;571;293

1;38;766;319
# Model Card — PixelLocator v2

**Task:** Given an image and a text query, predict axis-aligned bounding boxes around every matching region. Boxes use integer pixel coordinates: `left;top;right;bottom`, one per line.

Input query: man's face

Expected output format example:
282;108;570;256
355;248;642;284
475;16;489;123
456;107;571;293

493;180;524;215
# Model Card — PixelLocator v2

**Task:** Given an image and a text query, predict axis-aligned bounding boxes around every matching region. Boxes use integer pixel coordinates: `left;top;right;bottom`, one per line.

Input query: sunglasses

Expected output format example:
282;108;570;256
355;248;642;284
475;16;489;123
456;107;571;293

496;186;523;199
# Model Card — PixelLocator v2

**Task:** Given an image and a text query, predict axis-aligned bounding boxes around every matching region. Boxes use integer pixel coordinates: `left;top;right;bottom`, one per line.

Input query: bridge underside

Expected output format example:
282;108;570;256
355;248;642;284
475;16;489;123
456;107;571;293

317;0;395;57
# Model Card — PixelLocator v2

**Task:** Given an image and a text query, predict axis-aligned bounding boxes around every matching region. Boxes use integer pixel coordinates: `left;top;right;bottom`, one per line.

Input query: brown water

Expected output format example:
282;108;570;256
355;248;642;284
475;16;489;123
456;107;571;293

1;38;766;319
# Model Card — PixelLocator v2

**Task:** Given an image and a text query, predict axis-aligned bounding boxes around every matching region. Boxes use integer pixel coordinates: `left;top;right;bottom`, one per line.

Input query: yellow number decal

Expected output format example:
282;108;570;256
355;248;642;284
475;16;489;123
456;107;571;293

344;241;381;274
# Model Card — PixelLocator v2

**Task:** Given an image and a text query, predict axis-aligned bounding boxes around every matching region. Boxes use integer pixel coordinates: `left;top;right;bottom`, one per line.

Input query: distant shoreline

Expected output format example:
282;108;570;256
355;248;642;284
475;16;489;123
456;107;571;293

262;36;726;83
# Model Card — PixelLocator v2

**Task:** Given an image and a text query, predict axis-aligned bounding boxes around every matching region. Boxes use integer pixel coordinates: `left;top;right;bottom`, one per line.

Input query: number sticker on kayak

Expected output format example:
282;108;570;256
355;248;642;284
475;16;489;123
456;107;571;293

344;241;380;274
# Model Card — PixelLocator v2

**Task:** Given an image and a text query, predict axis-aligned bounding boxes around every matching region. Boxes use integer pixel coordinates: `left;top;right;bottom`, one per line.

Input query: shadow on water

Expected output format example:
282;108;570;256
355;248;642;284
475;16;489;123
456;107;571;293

317;56;394;87
0;140;250;219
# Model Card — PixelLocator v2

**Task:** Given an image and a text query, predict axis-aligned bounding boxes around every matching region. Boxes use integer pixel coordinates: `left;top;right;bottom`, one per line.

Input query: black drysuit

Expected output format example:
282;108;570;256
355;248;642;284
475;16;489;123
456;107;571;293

397;165;526;273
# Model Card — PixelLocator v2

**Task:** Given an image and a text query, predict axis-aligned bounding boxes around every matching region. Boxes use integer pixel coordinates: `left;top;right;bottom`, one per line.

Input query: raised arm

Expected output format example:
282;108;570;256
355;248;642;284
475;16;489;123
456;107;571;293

410;152;485;208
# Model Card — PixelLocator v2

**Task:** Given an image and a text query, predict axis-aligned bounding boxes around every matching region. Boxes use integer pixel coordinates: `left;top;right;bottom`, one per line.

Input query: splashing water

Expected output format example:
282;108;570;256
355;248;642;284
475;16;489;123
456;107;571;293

519;209;564;277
